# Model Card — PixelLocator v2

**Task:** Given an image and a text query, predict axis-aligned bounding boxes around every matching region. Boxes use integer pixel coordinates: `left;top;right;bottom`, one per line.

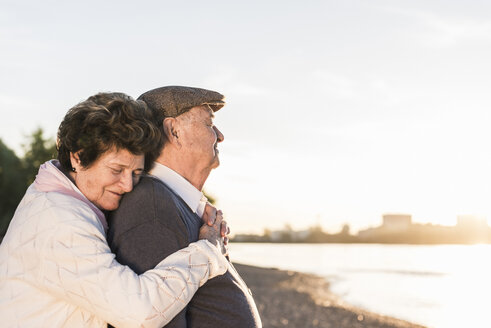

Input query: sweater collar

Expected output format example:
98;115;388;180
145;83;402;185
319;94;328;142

34;160;108;232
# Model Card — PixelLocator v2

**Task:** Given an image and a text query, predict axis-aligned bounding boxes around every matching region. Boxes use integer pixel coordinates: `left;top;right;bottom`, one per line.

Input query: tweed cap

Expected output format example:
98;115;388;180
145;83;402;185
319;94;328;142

137;86;225;118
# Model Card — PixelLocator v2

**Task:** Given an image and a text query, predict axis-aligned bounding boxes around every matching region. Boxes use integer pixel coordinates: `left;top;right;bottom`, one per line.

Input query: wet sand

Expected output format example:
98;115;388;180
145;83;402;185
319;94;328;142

234;263;426;328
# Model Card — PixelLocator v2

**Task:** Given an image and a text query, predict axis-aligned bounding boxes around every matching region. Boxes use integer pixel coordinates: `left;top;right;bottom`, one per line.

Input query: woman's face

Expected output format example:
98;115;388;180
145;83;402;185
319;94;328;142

70;148;144;211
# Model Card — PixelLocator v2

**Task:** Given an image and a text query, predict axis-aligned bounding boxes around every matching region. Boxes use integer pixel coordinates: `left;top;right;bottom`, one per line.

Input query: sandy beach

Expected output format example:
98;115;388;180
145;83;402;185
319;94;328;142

234;263;426;328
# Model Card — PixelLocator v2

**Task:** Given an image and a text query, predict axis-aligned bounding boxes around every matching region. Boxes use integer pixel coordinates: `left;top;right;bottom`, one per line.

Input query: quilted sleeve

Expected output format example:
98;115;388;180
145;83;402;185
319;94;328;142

37;205;227;328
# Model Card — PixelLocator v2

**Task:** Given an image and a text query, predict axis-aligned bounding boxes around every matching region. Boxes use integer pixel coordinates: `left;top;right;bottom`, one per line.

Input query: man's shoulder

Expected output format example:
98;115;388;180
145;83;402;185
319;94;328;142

133;175;178;200
109;175;185;233
118;175;177;207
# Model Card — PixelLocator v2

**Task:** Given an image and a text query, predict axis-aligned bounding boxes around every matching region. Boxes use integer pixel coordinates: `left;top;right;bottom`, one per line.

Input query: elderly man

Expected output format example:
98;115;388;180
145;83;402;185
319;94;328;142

108;86;261;328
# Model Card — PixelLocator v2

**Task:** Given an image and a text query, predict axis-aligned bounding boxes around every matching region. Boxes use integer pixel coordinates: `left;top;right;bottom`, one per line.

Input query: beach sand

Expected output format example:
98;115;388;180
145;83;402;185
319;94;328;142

234;263;426;328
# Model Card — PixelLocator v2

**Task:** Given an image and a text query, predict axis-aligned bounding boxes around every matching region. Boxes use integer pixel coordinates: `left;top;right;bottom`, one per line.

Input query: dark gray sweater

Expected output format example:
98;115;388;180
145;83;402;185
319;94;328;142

108;176;261;328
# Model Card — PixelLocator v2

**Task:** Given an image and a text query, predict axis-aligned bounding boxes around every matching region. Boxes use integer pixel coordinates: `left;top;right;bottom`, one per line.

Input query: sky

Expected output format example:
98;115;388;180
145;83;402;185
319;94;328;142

1;0;491;234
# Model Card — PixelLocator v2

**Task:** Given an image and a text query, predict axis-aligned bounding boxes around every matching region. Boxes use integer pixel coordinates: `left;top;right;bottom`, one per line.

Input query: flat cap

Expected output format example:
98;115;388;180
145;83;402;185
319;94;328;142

138;86;225;118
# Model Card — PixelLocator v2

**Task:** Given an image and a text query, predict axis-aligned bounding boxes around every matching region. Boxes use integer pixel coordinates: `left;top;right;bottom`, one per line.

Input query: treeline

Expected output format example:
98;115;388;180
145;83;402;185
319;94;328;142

233;223;491;245
0;129;56;235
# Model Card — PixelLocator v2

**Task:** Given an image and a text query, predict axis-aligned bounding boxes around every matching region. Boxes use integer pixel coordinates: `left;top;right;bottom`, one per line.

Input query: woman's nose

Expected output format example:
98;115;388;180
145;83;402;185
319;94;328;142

120;172;134;193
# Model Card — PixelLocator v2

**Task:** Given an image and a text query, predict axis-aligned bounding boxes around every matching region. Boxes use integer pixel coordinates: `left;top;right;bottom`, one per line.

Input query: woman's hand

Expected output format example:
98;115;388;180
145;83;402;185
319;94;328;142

201;203;230;255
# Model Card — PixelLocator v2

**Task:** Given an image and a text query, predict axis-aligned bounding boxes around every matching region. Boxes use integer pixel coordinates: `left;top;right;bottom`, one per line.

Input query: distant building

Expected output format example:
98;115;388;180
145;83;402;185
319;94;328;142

456;215;489;243
269;228;311;242
291;229;311;242
382;214;412;232
269;230;282;242
456;215;488;229
358;213;412;241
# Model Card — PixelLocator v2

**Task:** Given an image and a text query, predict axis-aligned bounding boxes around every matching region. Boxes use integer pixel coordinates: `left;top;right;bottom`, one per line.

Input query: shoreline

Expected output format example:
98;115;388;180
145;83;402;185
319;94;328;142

234;263;426;328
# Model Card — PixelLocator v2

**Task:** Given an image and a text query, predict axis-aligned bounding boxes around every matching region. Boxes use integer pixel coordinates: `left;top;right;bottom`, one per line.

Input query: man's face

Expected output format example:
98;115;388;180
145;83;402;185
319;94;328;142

177;105;224;172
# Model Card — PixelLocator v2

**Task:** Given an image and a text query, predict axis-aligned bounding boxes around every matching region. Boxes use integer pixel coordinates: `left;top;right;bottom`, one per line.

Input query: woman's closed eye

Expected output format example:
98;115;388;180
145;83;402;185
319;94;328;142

110;167;123;174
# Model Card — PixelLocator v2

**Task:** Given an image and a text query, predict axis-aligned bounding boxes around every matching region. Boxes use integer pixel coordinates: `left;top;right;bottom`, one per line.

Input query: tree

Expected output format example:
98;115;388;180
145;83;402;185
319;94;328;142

340;223;351;235
202;191;216;205
0;139;25;235
22;128;57;186
0;128;56;236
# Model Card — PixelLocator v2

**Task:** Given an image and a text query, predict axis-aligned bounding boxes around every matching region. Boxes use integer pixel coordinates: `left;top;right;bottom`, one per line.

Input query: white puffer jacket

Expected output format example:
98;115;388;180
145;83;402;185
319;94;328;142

0;160;227;328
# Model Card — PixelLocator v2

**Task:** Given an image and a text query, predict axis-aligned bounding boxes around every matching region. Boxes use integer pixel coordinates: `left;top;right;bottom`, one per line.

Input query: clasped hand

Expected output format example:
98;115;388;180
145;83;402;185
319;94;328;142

199;203;230;256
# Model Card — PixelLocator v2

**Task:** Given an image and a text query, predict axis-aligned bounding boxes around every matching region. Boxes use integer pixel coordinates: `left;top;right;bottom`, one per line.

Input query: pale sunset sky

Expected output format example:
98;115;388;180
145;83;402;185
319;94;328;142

1;0;491;234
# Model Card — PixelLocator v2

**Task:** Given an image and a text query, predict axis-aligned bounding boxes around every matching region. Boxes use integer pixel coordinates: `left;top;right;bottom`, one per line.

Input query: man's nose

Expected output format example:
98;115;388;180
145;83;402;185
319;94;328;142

120;172;134;193
214;126;224;143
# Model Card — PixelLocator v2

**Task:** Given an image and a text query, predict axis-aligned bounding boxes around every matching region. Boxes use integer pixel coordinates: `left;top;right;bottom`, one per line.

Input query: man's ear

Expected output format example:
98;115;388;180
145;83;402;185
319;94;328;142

162;117;181;147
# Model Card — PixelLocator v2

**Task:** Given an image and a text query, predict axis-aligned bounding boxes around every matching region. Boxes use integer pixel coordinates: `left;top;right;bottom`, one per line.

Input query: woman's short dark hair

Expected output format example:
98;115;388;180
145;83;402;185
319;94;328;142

57;92;164;172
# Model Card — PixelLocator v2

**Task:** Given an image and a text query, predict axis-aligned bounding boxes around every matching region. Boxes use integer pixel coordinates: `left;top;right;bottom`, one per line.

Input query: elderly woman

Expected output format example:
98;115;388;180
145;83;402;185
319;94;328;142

0;93;228;328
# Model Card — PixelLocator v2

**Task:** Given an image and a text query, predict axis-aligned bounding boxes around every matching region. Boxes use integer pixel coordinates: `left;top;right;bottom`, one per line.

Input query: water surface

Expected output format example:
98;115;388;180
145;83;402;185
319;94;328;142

230;243;491;328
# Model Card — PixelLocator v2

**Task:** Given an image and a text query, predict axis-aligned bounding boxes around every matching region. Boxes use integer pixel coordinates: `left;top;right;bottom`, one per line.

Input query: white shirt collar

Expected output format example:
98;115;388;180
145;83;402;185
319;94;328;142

149;162;207;217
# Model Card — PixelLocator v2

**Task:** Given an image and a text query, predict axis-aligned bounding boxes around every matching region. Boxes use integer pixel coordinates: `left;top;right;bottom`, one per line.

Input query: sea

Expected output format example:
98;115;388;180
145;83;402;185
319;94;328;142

229;243;491;328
